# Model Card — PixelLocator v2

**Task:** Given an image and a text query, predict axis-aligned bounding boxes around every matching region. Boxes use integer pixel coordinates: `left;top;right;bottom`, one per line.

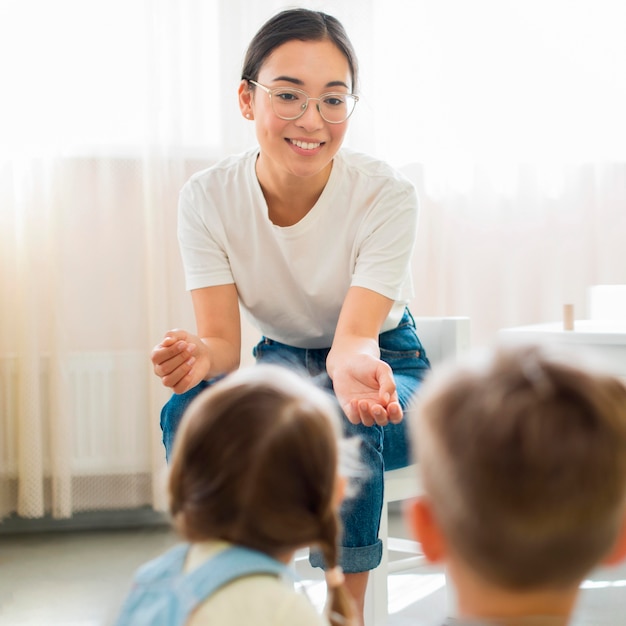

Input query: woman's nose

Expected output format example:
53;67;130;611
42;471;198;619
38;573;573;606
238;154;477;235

296;99;324;130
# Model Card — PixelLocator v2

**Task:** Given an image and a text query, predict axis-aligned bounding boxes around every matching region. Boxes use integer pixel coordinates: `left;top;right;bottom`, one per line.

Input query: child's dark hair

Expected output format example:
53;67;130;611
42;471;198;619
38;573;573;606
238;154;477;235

241;8;359;92
168;365;356;626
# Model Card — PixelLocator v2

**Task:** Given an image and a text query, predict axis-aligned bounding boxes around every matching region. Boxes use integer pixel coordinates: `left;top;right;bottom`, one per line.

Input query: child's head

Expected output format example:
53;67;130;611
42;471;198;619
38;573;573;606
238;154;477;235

168;364;356;625
410;344;626;592
169;364;342;557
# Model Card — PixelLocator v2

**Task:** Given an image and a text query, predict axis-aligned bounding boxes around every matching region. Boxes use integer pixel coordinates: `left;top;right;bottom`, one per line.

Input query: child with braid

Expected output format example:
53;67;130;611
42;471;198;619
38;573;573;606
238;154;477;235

115;365;358;626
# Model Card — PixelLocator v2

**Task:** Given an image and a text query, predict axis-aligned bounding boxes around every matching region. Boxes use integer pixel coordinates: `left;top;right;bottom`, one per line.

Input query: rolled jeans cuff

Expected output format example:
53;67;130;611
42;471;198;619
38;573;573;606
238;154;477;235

309;539;383;574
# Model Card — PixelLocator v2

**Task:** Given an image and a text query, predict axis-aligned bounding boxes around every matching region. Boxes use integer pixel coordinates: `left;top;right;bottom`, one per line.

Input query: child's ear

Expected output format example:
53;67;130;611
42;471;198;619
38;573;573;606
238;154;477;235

404;497;446;563
602;517;626;566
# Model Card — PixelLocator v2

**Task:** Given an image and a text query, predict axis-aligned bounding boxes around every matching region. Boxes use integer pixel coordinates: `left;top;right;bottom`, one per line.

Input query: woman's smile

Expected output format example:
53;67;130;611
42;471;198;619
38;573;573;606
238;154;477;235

287;137;326;154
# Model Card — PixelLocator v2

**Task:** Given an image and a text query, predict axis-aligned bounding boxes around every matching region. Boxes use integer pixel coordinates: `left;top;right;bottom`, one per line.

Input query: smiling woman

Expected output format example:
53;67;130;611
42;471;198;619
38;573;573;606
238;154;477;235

239;38;354;220
149;8;433;623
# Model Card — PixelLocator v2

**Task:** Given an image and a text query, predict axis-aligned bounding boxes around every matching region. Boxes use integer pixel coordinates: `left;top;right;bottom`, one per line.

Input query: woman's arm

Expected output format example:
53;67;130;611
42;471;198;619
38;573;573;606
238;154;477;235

326;286;402;427
151;284;241;394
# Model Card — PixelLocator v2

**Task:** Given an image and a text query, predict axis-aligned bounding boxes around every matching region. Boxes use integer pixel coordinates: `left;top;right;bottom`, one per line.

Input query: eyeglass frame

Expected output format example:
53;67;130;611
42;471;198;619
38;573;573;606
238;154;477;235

246;79;359;124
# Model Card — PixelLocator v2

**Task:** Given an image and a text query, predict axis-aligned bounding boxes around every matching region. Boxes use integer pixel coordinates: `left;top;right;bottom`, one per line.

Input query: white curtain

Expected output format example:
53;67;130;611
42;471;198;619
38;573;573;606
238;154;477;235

1;0;625;519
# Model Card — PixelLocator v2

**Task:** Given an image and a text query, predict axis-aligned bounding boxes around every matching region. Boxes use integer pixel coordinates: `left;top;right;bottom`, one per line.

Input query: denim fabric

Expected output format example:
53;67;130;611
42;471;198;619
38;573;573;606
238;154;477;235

159;308;431;573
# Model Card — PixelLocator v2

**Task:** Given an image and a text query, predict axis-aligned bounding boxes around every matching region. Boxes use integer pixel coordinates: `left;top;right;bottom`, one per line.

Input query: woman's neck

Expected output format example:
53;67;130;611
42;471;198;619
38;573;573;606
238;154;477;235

255;156;333;227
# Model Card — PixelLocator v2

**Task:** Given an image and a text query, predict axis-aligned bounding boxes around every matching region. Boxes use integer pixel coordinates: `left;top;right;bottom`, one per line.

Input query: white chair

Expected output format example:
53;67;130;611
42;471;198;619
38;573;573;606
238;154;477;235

365;316;471;626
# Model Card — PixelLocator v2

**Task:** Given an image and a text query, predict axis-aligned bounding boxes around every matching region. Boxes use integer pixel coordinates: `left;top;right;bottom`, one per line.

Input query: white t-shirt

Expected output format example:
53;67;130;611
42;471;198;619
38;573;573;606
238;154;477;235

178;147;418;348
185;541;327;626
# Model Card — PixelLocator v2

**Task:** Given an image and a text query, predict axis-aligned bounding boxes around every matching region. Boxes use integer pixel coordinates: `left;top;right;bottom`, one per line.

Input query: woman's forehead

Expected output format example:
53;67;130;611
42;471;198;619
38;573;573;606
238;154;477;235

259;39;351;89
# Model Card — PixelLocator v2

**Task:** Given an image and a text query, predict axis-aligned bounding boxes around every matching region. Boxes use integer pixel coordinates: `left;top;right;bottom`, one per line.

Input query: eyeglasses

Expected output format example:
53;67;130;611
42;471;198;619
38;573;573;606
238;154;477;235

248;80;358;124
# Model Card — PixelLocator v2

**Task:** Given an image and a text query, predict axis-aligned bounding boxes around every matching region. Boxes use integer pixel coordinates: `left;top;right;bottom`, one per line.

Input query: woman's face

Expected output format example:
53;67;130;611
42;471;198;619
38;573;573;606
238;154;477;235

241;38;353;183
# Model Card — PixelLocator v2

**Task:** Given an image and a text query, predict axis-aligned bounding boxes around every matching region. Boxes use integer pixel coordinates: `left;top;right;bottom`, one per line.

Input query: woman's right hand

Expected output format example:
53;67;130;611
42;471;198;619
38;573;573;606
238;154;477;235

151;329;208;394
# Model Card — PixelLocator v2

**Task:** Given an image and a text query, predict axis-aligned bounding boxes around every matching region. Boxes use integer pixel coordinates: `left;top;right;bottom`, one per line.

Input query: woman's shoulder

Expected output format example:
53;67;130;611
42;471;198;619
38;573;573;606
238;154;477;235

184;147;258;190
337;147;414;188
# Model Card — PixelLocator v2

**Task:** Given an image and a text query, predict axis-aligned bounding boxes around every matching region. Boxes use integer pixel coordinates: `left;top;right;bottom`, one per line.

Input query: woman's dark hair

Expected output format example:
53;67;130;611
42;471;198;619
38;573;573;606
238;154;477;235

168;365;357;626
241;8;359;92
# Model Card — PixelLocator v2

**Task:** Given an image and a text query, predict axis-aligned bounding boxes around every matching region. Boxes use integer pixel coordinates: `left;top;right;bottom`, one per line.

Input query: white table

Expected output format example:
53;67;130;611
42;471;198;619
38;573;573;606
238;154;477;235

498;320;626;379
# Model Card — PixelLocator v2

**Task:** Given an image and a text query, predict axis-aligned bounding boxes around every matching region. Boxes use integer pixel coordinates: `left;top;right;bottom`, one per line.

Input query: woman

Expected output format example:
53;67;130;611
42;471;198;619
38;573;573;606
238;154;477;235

151;8;430;622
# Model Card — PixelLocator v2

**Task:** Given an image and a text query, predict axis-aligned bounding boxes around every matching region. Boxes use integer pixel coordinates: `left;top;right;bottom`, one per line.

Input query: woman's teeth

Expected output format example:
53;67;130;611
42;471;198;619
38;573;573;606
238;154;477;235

290;139;321;150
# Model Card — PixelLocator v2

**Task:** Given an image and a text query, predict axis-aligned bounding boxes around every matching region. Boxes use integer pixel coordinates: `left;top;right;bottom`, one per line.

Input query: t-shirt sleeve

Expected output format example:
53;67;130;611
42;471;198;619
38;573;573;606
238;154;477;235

177;180;235;291
350;178;418;301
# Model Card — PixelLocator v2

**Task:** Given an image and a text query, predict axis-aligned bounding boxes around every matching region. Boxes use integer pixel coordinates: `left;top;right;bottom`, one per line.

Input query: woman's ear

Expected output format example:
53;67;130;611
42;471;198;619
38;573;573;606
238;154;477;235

602;517;626;566
404;497;447;563
238;79;254;120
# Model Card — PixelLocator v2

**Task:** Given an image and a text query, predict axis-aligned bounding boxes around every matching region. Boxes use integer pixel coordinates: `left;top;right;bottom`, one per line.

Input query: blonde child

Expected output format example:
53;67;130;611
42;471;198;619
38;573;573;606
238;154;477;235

407;344;626;626
116;365;358;626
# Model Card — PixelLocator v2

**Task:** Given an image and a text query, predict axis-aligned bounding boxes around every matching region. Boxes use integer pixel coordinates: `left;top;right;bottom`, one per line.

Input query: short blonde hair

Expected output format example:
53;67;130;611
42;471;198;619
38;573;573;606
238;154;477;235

412;344;626;590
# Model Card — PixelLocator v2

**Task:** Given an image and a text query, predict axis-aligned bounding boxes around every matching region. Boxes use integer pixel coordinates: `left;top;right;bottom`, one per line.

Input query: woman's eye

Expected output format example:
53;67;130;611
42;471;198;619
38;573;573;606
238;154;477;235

276;91;299;102
324;96;345;107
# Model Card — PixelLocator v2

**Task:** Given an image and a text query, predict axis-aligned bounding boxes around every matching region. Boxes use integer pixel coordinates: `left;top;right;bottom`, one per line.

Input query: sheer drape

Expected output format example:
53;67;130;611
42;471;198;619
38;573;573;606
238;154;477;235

406;162;626;344
1;0;625;519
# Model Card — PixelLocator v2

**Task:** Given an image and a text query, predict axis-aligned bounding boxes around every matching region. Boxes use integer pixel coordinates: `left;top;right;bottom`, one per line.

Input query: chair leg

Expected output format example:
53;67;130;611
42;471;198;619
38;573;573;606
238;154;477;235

364;499;389;626
444;567;457;618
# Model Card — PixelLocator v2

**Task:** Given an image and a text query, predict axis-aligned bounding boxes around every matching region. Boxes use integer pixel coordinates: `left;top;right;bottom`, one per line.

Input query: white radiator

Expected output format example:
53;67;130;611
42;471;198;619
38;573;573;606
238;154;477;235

0;351;153;477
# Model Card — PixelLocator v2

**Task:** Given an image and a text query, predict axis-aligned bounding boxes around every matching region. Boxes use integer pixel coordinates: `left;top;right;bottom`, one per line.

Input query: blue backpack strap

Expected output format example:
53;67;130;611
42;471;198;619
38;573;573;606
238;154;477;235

115;543;192;626
175;545;296;616
115;543;297;626
133;542;190;584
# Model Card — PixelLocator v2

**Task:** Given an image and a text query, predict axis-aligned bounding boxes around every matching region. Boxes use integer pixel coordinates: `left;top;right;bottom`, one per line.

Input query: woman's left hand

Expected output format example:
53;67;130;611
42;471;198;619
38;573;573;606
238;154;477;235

331;353;402;426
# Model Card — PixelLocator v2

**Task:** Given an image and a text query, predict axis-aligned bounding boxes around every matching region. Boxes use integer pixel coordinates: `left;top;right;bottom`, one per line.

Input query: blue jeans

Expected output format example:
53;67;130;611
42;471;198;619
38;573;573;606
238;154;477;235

159;308;431;573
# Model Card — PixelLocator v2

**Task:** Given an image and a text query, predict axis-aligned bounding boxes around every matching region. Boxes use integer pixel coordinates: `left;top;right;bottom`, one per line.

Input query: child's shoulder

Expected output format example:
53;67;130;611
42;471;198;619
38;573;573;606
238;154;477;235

189;573;327;626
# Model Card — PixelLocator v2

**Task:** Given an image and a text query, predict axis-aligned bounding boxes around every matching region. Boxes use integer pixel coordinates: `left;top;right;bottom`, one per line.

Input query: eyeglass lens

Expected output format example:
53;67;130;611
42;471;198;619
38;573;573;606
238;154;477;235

271;89;357;123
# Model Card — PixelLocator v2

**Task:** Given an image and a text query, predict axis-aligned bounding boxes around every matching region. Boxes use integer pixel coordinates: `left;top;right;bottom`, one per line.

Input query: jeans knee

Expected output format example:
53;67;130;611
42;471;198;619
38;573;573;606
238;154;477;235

159;381;211;461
